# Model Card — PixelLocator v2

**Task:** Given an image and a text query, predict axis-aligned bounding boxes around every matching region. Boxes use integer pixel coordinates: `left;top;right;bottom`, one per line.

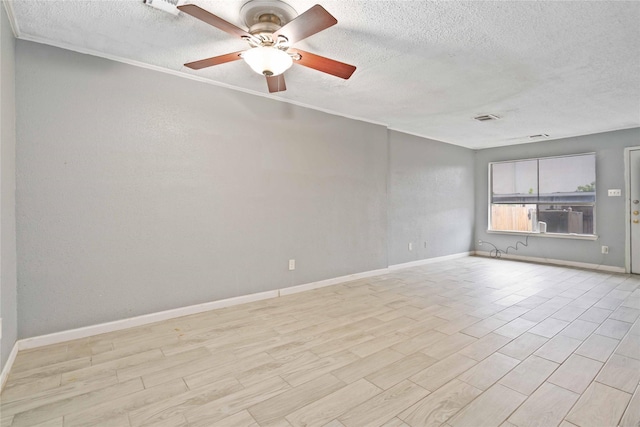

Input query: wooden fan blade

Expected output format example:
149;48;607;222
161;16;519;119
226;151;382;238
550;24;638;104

289;49;356;79
266;75;287;93
184;51;244;70
178;4;252;39
272;5;337;44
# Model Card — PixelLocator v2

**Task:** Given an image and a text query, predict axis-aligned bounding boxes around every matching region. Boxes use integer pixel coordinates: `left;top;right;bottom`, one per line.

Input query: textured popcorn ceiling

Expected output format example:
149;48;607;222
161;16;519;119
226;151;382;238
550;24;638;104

6;0;640;148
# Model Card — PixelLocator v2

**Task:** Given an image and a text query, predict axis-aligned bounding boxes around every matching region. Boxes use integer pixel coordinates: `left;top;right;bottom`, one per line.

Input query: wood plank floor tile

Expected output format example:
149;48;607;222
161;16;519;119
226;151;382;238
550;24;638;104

247;374;344;425
558;319;599;341
12;417;64;427
410;353;478;392
276;351;359;388
492;307;530;322
64;378;187;427
205;410;259;427
391;330;448;355
5;357;91;388
184;376;291;425
497;333;548;361
619;385;640;427
507;382;579;427
0;374;61;405
332;348;404;384
595;318;632;339
499;355;559;395
458;333;512;361
551;306;587;322
527;317;570;338
142;414;188;427
565;382;632;427
547;354;604;394
456;353;520;390
10;346;69;374
236;351;319;388
574;334;620;362
10;378;143;427
494;318;538;339
398;379;482;427
1;372;118;419
338;380;429;427
421;333;477;360
434;315;483;336
448;383;527;427
615;333;640;360
285;379;381;427
128;376;243;426
460;317;508;338
365;352;438;390
579;307;613;323
595;354;640;393
348;333;407;358
181;352;272;389
380;418;410;427
116;347;210;383
609;306;640;323
534;335;582;363
308;331;375;358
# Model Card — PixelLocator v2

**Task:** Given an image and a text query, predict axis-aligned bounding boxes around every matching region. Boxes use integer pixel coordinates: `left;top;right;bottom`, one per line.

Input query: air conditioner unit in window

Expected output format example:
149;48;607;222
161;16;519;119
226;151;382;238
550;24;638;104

538;210;583;234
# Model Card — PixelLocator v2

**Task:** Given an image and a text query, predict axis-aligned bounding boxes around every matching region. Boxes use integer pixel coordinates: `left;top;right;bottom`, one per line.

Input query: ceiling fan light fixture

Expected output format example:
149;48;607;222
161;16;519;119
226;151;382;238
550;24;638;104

242;47;293;76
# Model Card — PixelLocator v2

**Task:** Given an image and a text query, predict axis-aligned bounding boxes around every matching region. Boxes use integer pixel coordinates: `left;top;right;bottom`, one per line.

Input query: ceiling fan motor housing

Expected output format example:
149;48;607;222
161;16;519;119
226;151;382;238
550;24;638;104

240;0;297;27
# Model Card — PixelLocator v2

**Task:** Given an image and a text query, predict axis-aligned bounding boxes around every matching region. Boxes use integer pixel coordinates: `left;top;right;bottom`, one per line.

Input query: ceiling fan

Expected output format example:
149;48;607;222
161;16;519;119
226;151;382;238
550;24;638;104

177;0;356;93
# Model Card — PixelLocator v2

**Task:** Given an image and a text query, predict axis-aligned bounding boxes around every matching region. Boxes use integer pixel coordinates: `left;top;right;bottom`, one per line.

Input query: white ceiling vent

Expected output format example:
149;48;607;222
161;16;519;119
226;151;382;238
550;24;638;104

473;114;500;122
144;0;180;15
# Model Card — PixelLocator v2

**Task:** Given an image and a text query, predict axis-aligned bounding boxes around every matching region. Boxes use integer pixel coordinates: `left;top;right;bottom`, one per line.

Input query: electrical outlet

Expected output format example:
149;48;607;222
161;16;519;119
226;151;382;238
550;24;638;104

608;189;621;197
288;259;295;270
408;243;413;251
601;246;609;254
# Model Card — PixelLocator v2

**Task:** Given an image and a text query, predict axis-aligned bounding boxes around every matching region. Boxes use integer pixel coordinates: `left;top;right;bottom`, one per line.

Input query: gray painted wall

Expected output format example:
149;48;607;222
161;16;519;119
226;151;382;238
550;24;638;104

388;131;475;265
16;41;390;338
475;128;640;269
1;3;17;370
14;40;482;339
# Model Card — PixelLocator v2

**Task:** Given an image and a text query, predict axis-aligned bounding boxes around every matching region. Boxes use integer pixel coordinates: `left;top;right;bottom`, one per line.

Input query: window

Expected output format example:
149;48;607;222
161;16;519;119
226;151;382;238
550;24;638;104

489;153;596;235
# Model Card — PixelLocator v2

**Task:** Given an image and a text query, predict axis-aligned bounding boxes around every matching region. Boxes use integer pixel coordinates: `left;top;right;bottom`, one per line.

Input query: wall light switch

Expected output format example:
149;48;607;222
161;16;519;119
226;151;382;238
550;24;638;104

288;259;295;271
408;243;413;251
608;189;622;197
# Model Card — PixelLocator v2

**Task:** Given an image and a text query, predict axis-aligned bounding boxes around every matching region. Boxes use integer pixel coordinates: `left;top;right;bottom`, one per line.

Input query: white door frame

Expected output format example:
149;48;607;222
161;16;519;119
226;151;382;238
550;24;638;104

624;146;640;273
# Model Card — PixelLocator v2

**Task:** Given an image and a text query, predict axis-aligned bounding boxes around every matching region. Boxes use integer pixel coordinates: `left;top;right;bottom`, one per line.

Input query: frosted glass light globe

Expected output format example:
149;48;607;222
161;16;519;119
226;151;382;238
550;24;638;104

243;47;293;76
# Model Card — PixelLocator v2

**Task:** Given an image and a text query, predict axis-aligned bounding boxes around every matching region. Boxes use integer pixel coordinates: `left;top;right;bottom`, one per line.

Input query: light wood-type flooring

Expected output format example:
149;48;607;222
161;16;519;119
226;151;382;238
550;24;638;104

1;256;640;427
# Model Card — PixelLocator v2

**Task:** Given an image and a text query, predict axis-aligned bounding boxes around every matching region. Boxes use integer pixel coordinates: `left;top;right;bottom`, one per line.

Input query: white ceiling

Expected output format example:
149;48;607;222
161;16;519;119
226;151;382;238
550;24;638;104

6;0;640;149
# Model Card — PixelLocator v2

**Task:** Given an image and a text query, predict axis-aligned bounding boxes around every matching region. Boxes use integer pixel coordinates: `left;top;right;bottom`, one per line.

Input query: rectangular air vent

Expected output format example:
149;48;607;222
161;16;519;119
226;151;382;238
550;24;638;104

474;114;500;122
144;0;180;15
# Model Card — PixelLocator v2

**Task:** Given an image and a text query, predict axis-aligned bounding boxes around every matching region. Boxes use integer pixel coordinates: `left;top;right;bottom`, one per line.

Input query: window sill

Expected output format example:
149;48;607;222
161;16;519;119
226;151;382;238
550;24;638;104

486;230;599;241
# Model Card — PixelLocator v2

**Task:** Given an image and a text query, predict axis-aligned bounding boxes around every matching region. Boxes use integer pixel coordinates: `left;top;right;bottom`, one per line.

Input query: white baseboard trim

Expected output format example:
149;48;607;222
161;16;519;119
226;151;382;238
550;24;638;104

17;290;279;351
388;252;473;270
473;251;626;273
1;342;19;391
279;268;390;296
